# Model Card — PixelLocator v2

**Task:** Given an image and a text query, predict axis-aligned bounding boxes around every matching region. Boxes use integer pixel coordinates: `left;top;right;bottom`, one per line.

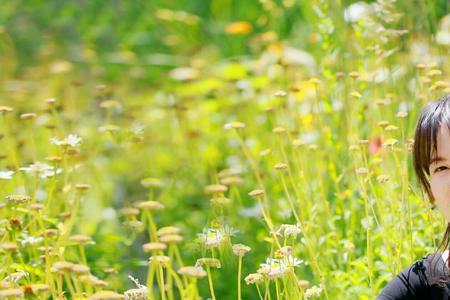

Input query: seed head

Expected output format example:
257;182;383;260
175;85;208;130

224;122;245;130
355;168;369;175
157;226;181;236
89;291;123;300
0;106;13;113
377;120;390;128
298;279;310;289
20;113;37;120
149;255;171;265
219;176;243;185
204;184;228;194
274;163;288;171
272;127;286;134
68;234;93;245
427;69;442;77
52;261;75;273
195;257;221;268
0;288;24;298
142;242;167;252
177;266;207;278
248;189;264;198
0;242;18;252
135;201;164;210
210;197;231;206
232;243;251;257
384;125;398;131
348;71;360;78
159;234;184;244
140;178;163;188
5;194;30;204
118;208;140;217
244;273;263;285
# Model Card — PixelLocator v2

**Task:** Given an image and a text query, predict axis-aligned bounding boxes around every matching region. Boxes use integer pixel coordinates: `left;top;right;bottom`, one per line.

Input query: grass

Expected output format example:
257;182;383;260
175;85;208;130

0;0;449;299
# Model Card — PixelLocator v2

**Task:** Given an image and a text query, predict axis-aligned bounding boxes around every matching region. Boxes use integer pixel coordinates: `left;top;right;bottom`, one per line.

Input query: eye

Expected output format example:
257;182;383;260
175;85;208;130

435;166;448;173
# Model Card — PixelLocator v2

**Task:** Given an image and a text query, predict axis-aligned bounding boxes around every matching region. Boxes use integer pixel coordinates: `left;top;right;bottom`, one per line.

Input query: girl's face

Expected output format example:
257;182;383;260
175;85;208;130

429;124;450;222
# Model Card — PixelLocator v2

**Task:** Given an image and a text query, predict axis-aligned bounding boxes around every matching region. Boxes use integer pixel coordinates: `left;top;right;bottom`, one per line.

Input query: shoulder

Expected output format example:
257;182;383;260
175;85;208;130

376;252;449;300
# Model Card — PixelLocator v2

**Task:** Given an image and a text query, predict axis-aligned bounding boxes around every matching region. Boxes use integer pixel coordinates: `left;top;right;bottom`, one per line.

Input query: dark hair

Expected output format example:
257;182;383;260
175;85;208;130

413;94;450;285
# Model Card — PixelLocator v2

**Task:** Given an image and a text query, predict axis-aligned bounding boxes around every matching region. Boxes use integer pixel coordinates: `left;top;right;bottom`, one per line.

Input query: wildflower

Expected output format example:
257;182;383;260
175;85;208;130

204;184;228;194
177;266;207;278
149;255;171;265
377;120;390;128
244;273;263;285
232;244;251;257
396;111;408;118
135;200;164;210
98;124;120;133
0;288;24;298
140;177;162;188
5;194;30;204
20;235;43;247
355;168;369;175
75;183;90;191
68;234;93;245
298;279;310;289
89;291;123;300
224;21;253;35
20;113;37;120
195;258;222;268
224;121;245;130
19;161;62;179
258;255;303;279
30;283;50;293
292;139;305;147
124;220;144;229
277;224;301;237
382;138;398;148
384;125;399;131
53;261;76;273
248;189;264;198
210;197;231;206
219;176;243;185
118;208;140;217
28;203;44;211
0;106;13;113
377;175;390;183
427;69;442;77
273;90;287;97
125;275;148;300
4;270;29;283
197;225;237;248
50;134;82;147
274;163;288;171
72;264;90;274
0;170;13;179
159;234;184;244
157;226;181;236
304;284;324;298
142;242;166;252
272;126;286;134
350;91;362;99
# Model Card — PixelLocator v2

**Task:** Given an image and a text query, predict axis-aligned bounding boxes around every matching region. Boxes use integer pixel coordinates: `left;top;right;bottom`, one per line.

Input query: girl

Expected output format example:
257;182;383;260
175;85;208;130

377;95;450;299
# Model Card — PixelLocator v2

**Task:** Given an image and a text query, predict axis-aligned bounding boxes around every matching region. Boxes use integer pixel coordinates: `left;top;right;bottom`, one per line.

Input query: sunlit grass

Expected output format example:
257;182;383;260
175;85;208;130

1;0;450;299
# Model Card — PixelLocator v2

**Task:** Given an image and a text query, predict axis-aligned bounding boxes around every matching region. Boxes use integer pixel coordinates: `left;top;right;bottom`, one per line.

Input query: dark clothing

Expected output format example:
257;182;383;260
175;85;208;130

377;252;450;299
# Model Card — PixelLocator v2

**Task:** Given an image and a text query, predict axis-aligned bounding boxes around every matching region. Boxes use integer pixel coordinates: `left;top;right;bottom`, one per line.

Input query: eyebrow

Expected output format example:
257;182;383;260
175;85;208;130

429;156;447;165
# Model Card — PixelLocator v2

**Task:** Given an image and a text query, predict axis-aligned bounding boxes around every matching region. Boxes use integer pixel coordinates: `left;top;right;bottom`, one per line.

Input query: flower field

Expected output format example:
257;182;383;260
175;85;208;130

1;0;450;299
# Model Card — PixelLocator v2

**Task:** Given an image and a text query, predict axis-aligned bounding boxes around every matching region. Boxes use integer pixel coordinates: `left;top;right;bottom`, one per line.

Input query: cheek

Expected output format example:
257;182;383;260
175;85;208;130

430;175;450;201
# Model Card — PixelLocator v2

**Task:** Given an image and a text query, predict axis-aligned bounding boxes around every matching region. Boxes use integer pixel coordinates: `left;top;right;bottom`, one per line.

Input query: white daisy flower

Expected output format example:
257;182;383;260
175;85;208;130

0;170;14;180
19;162;62;179
50;134;82;147
197;225;238;248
